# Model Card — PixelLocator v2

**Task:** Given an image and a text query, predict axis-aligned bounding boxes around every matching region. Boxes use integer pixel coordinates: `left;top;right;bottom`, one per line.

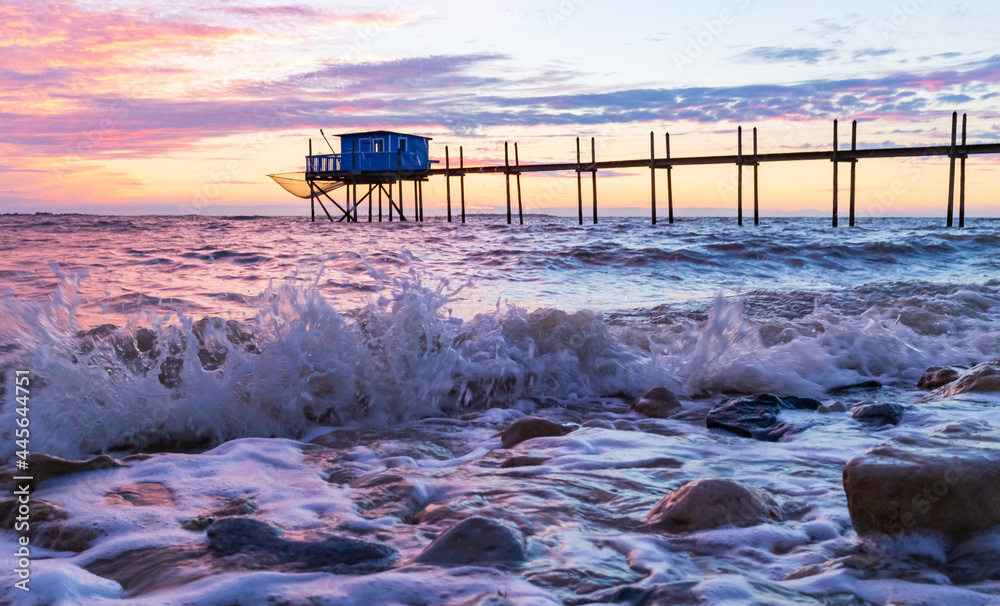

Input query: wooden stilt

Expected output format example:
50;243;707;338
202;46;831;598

368;184;372;222
753;127;759;226
576;137;583;225
947;111;957;227
352;181;358;223
378;184;383;222
504;141;512;225
960;113;967;228
419;181;424;222
850;120;857;227
413;180;419;222
445;146;452;223
399;178;405;221
832;120;839;228
308;139;315;222
515;142;523;225
460;146;466;224
591;137;597;224
666;133;674;224
650;131;656;226
737;126;743;226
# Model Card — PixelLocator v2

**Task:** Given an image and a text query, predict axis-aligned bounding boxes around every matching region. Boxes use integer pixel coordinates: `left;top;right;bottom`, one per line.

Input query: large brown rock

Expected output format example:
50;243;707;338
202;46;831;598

415;516;526;565
630;387;682;418
843;435;1000;541
917;366;962;390
644;479;782;533
933;361;1000;398
499;417;574;449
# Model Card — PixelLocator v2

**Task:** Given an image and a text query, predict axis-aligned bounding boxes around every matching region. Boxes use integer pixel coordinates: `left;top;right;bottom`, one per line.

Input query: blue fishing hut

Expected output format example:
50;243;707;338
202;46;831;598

304;130;433;222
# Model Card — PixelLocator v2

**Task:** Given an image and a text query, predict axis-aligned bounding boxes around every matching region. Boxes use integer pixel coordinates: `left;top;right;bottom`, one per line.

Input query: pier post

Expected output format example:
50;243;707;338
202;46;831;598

460;146;466;224
591;137;598;224
399;177;405;221
832;120;839;228
419;181;424;222
850;120;857;227
960;113;967;228
504;141;512;225
515;142;523;225
414;180;419;222
368;184;372;222
650;131;656;225
753;127;759;226
737;126;743;226
353;181;358;223
947;111;957;227
378;184;383;222
576;137;583;225
308;139;315;222
666;133;674;224
445;146;452;223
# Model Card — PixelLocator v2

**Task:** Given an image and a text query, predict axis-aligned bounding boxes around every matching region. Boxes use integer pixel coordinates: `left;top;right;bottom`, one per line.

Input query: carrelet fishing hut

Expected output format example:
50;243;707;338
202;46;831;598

269;130;433;222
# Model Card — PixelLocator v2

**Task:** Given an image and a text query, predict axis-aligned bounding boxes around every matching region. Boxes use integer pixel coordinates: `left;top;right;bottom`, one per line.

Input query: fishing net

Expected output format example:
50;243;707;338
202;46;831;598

267;172;345;199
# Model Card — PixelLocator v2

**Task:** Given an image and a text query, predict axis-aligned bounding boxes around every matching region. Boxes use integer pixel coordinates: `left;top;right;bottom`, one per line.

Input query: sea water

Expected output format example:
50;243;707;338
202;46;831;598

1;214;999;605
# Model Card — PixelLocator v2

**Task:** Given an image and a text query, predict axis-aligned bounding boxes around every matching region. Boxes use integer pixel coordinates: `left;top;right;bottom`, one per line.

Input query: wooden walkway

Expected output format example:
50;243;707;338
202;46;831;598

308;113;998;227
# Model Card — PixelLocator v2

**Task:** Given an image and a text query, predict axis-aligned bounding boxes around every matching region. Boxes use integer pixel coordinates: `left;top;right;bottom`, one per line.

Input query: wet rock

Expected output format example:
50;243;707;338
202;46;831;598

0;498;100;552
158;356;184;388
15;454;124;488
501;455;550;468
644;479;782;533
104;482;176;507
706;394;821;441
827;380;883;396
843;438;1000;541
499;417;575;449
349;472;428;522
934;361;1000;398
630;387;682;418
851;402;904;425
415;516;526;566
207;517;396;569
181;497;259;531
818;401;848;414
917;366;962;390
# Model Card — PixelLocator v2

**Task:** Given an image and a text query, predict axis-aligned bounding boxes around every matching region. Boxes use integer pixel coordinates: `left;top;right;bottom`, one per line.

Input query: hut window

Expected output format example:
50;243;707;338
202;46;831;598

373;139;384;152
398;137;407;152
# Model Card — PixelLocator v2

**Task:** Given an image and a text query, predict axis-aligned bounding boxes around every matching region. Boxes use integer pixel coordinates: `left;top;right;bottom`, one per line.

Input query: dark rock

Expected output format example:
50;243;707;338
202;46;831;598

182;497;259;531
817;401;849;414
501;456;550;468
499;417;575;449
158;356;184;388
630;387;682;418
206;517;396;569
706;393;821;441
843;437;1000;541
0;454;125;491
135;327;157;353
644;479;782;533
918;366;962;390
827;380;883;396
851;402;904;425
0;498;100;552
349;472;428;522
415;516;526;566
934;361;1000;398
104;482;176;507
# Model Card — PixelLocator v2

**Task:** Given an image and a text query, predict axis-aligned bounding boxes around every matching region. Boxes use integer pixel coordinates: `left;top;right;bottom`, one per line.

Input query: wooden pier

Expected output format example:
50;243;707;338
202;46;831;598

302;113;999;227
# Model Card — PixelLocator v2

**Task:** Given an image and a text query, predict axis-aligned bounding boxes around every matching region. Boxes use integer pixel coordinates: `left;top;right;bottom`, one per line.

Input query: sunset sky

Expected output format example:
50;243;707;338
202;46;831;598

3;0;999;217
